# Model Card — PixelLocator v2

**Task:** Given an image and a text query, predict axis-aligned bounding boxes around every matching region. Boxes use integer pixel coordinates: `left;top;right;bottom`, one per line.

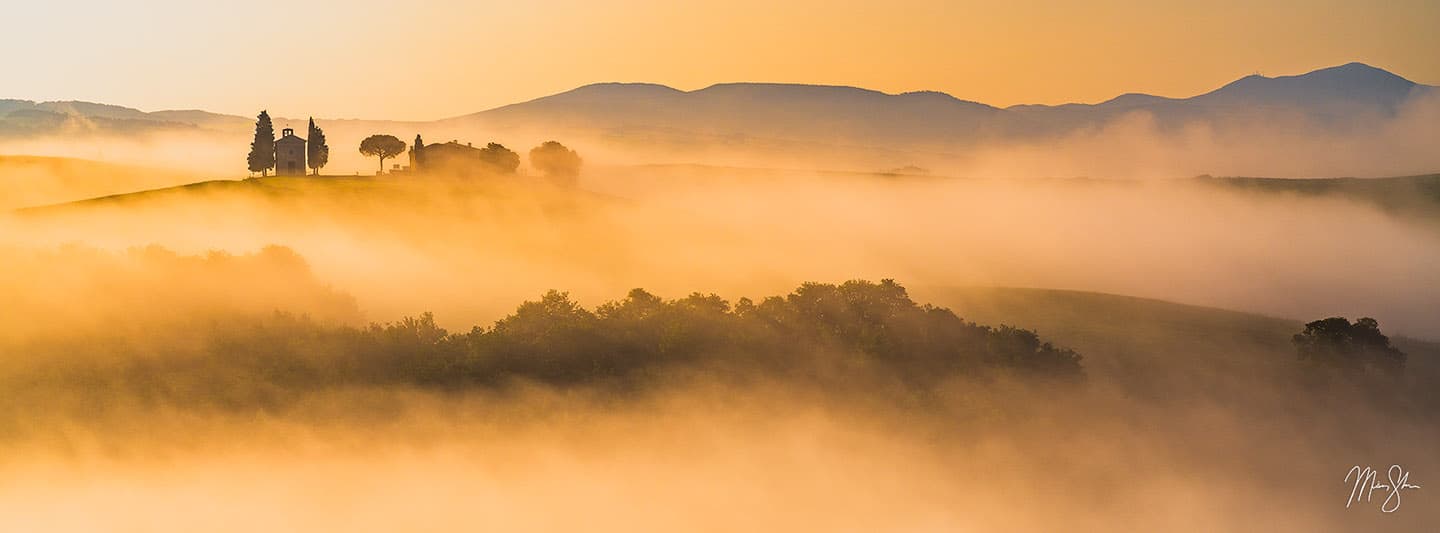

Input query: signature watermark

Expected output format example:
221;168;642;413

1346;465;1421;512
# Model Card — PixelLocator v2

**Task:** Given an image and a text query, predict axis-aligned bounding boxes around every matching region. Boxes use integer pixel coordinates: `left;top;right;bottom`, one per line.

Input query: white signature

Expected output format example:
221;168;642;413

1346;465;1421;512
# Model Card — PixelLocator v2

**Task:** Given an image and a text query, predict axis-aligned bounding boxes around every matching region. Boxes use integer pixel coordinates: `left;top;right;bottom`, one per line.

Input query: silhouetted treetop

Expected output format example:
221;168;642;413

479;142;520;174
306;118;329;175
359;134;406;173
529;141;583;183
449;279;1082;385
3;280;1083;409
1293;316;1406;375
411;134;426;168
247;110;276;176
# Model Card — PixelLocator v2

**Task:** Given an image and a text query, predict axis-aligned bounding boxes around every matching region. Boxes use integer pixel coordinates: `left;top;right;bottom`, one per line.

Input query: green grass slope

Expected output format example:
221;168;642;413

920;286;1440;399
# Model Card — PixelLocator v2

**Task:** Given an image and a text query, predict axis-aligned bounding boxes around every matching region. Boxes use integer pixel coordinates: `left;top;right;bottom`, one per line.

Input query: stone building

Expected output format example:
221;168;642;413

275;127;307;176
410;139;485;175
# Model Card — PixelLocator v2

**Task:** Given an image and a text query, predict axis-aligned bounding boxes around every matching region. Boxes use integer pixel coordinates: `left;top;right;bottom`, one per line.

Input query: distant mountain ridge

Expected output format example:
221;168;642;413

0;99;250;136
2;62;1433;145
449;62;1435;147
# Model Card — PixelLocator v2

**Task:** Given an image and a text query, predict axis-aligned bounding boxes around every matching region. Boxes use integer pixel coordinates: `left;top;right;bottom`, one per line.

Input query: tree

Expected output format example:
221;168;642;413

247;111;276;177
359;135;406;174
479;142;520;174
1293;317;1406;375
306;118;329;175
411;134;426;170
529;141;583;183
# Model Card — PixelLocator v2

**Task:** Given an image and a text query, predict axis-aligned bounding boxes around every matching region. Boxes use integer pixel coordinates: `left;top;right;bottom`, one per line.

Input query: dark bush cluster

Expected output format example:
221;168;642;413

342;279;1083;388
2;280;1082;413
1292;316;1406;376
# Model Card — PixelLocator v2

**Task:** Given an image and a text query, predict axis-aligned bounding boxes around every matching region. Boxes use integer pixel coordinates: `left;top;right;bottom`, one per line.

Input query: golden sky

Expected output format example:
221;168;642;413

4;0;1437;120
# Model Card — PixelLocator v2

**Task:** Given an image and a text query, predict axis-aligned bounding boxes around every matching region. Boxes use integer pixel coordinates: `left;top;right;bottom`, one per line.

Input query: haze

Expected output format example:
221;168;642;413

2;2;1437;531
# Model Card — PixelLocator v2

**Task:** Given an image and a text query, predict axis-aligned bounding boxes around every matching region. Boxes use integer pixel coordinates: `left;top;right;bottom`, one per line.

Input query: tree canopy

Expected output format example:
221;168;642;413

1292;316;1406;375
412;134;426;169
3;280;1083;410
529;141;583;183
246;111;275;176
359;135;406;173
371;279;1083;387
479;142;520;174
306;118;329;175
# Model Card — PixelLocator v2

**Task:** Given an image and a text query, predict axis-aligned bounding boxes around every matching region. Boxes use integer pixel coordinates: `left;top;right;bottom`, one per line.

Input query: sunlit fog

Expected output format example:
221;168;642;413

1;3;1437;530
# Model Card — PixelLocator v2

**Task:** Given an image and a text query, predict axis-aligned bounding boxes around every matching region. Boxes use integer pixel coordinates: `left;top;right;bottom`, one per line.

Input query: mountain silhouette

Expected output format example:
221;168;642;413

1192;62;1420;108
451;62;1433;144
0;99;247;136
457;81;1003;144
1;62;1432;145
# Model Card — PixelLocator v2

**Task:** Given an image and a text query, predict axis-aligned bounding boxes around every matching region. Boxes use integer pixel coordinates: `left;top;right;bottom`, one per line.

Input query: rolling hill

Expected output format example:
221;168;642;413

4;62;1433;177
3;63;1432;148
15;159;1440;220
1198;173;1440;220
0;155;200;210
922;286;1440;404
1006;62;1430;132
9;167;1438;395
446;62;1435;146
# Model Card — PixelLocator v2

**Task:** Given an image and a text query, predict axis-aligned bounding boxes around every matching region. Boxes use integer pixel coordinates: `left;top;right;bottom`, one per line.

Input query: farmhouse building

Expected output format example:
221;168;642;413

410;139;488;175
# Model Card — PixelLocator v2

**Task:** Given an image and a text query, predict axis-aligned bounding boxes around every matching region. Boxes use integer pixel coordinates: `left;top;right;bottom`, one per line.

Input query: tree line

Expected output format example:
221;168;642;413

3;280;1084;414
363;133;582;181
244;110;583;180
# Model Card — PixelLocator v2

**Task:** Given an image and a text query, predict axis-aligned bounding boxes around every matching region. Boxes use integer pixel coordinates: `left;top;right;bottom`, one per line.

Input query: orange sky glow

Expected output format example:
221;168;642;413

3;0;1437;120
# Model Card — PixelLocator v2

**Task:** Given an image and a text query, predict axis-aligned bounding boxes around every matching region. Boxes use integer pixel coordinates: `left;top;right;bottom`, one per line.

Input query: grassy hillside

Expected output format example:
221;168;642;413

1199;173;1440;219
922;286;1440;400
15;174;375;209
14;173;608;214
0;155;198;210
15;161;1440;215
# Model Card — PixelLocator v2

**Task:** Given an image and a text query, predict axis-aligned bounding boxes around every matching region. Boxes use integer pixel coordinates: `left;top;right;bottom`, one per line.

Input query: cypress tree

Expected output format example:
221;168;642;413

247;111;276;177
412;134;426;170
307;117;329;176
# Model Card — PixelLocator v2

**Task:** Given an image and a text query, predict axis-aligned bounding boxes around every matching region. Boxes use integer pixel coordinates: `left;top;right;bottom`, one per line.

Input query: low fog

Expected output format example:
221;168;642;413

1;378;1432;532
1;98;1437;531
4;164;1436;338
0;261;1434;531
956;89;1440;179
4;87;1440;179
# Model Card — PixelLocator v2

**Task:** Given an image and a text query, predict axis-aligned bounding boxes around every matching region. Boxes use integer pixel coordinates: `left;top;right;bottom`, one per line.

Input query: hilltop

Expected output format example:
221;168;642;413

14;161;1440;219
